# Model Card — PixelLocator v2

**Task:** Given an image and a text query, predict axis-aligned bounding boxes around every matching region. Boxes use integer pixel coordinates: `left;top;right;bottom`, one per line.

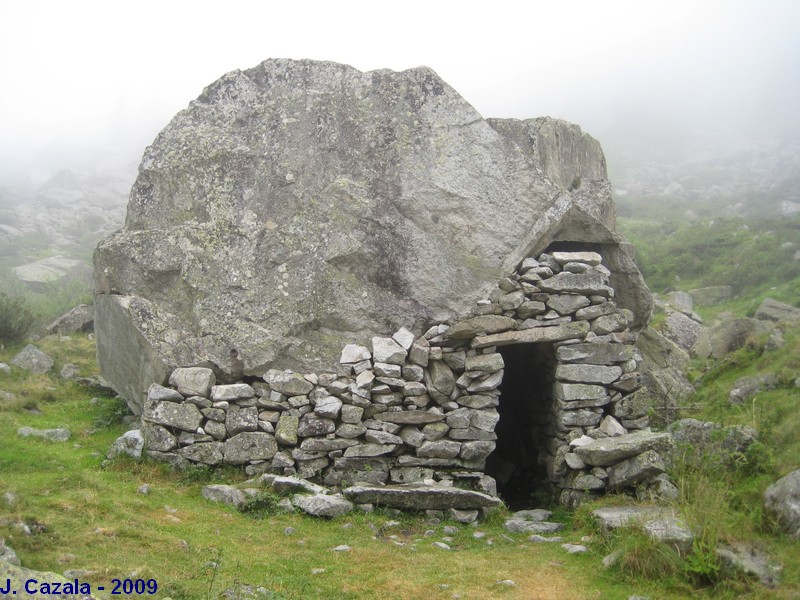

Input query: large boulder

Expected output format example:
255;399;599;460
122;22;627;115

94;59;651;413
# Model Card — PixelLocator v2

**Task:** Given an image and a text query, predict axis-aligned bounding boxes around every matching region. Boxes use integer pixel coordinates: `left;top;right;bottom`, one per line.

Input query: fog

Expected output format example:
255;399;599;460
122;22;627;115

1;0;799;187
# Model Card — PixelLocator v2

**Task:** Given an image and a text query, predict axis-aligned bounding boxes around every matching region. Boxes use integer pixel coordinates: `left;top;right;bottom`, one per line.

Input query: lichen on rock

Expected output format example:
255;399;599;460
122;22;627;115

93;58;650;415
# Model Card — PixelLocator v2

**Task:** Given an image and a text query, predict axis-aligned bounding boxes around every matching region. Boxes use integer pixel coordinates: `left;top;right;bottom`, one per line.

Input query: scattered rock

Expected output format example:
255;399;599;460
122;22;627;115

17;426;71;442
106;429;144;460
44;304;95;335
293;494;353;518
592;506;693;553
661;310;702;352
529;535;562;543
561;543;587;554
664;291;694;315
10;344;54;374
202;484;247;509
754;297;800;323
0;560;104;598
504;520;563;534
728;373;780;404
670;418;757;465
642;517;694;554
716;542;782;588
688;286;732;306
510;509;552;521
0;539;21;566
59;363;81;380
763;469;800;538
691;317;773;359
220;583;273;599
765;329;785;351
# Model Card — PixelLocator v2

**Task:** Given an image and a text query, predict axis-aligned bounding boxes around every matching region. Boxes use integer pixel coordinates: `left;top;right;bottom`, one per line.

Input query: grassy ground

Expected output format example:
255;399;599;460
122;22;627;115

4;336;796;599
0;338;638;599
3;212;800;599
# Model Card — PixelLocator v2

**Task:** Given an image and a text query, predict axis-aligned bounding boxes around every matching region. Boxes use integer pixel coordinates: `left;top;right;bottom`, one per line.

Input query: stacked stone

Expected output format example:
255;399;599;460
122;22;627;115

452;251;659;505
140;328;503;495
139;250;663;507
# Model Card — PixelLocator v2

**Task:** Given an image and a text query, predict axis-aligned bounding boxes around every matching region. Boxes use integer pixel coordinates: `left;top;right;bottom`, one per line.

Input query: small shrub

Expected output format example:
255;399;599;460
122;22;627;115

92;396;131;428
683;539;722;586
240;491;283;518
612;528;683;581
0;292;37;344
739;440;776;476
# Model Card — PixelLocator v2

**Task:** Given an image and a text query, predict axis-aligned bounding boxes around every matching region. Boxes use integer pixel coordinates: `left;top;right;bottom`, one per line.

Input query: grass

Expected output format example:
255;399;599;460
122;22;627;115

0;336;686;600
617;215;800;300
1;336;797;599
0;266;93;334
1;207;799;597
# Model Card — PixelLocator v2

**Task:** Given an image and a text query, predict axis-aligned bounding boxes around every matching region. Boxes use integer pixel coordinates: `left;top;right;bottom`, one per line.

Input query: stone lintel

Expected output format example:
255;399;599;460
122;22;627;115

471;321;589;349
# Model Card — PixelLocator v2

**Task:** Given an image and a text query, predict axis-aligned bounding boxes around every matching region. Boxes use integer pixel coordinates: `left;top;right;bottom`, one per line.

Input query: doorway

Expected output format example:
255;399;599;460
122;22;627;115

484;342;556;509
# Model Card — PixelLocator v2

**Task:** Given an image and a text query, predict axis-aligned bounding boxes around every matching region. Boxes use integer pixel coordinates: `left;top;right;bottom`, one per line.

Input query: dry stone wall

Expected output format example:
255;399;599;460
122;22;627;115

141;250;662;506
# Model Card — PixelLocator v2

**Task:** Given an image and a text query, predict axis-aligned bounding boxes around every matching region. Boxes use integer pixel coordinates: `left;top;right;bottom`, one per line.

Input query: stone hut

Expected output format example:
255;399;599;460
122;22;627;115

94;59;659;508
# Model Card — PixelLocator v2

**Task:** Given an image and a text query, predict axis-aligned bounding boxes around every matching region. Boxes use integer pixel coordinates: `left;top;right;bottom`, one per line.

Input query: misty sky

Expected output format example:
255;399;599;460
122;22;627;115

2;0;799;184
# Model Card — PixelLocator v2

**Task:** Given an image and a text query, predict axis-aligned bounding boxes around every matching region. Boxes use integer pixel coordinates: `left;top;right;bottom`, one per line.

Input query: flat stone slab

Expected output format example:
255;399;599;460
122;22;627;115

446;315;518;339
259;474;327;495
293;493;354;518
471;321;589;349
716;542;782;588
343;483;500;510
17;427;71;442
592;507;695;554
374;410;445;425
755;297;800;323
504;520;564;534
573;431;673;467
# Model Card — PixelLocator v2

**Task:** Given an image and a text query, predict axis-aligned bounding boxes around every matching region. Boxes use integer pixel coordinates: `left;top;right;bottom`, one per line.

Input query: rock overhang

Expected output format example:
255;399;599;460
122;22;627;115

93;58;651;413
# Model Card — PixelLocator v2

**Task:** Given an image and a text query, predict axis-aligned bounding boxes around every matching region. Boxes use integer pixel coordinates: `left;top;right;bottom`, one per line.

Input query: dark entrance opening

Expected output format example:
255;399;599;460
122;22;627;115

485;343;556;509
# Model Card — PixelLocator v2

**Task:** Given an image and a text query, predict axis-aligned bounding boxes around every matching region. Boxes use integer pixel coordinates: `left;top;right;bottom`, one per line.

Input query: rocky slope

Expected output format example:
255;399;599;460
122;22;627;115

0;162;133;286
